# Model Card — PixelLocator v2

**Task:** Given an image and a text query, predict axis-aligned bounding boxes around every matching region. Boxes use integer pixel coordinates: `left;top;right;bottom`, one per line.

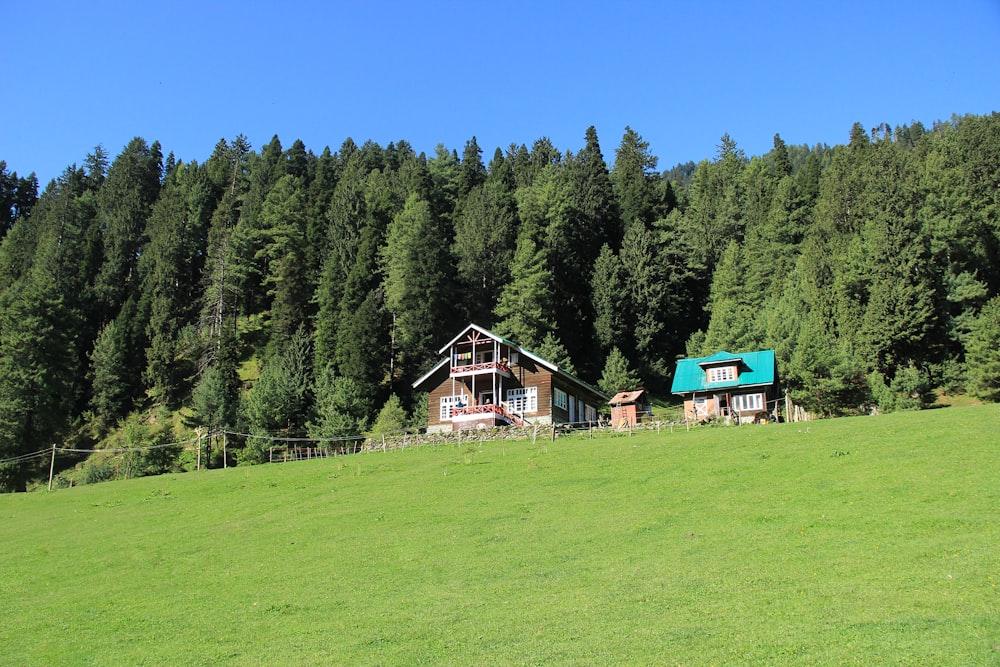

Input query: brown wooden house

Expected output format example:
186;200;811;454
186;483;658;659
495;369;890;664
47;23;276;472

413;324;609;433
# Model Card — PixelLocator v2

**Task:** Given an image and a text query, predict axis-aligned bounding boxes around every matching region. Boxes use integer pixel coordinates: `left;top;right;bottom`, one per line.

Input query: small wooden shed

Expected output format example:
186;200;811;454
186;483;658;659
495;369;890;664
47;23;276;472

608;389;650;428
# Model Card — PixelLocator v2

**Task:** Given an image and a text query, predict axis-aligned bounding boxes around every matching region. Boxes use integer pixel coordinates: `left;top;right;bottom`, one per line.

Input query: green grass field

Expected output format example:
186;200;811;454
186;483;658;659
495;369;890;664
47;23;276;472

2;405;998;665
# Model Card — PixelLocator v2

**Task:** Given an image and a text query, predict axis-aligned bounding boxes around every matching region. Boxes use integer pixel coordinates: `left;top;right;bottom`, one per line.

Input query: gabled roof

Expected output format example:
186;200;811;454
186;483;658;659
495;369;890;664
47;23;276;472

413;323;608;401
670;350;777;394
608;389;647;405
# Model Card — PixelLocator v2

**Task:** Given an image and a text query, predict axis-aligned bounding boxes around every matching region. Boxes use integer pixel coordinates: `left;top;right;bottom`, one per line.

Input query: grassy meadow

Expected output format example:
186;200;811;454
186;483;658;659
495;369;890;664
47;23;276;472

2;405;998;665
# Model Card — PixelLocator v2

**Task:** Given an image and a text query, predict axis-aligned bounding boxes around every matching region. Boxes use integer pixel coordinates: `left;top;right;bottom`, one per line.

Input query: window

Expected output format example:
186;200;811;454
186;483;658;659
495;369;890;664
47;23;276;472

584;404;598;422
706;365;737;383
732;393;763;412
505;387;537;414
440;394;469;420
508;352;519;365
475;350;494;364
554;387;568;410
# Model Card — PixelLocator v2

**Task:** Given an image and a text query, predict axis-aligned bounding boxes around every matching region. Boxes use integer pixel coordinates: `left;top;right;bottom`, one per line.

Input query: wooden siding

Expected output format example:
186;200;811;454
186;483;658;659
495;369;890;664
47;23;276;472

418;326;607;431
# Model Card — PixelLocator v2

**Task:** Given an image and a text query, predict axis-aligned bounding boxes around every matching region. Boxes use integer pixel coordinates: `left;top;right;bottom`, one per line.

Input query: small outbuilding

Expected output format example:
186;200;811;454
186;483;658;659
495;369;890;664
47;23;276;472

608;389;651;428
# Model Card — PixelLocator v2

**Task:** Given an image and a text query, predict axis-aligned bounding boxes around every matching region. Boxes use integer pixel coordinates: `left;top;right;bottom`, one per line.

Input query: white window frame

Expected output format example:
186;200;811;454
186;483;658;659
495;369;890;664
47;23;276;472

584;404;597;422
553;387;568;410
732;393;763;412
505;387;537;415
440;394;469;420
707;365;737;383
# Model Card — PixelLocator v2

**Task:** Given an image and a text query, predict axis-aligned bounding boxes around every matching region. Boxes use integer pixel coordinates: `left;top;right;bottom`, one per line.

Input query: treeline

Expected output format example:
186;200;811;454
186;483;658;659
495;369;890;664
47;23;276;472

1;114;998;490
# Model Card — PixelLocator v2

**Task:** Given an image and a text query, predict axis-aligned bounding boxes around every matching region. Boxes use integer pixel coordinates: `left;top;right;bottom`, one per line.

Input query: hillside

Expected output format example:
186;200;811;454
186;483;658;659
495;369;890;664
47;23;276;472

2;405;998;665
3;113;1000;491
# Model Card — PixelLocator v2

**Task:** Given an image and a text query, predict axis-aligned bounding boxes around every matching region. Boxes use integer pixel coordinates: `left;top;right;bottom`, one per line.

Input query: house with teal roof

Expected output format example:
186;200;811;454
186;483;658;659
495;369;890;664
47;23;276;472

670;350;779;423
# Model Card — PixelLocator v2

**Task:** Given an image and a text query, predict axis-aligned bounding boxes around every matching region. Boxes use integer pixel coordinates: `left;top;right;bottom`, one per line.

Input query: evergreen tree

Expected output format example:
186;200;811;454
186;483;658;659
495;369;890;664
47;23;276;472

701;241;756;353
457;136;487;198
0;161;38;237
533;331;577;375
308;368;372;438
965;295;1000;402
241;327;314;441
139;163;214;404
88;297;146;424
591;243;627;353
598;347;642;395
452;182;517;324
0;172;91;489
256;174;309;349
188;327;241;432
612;126;660;230
683;133;748;269
492;231;554;350
770;133;792;177
368;393;408;436
549;126;620;369
381;194;459;377
93;137;163;319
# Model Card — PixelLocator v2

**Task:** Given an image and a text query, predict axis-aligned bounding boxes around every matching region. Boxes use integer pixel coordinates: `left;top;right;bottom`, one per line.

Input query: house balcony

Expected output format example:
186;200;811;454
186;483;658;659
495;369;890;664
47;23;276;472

450;361;512;379
451;402;525;427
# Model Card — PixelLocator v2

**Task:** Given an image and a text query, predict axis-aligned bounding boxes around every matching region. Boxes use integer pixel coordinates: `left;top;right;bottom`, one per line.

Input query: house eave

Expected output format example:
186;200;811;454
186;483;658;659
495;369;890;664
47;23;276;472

412;358;450;389
672;381;775;396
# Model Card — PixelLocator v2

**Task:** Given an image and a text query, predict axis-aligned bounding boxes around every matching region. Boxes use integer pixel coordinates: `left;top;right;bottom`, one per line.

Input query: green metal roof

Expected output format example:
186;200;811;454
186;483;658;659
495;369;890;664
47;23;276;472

670;350;777;394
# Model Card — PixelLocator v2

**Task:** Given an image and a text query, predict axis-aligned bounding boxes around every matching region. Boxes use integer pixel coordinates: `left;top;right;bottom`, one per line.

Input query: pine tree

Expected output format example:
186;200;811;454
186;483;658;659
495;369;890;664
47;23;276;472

965;295;1000;402
457;136;487;199
598;347;642;395
770;133;792;177
139;163;214;404
93;137;163;319
368;393;407;436
241;327;314;439
0;161;38;238
534;331;577;375
612;126;660;230
256;174;309;349
308;368;372;438
381;193;458;376
0;172;91;489
591;244;627;353
492;231;554;350
452;182;517;324
554;126;620;366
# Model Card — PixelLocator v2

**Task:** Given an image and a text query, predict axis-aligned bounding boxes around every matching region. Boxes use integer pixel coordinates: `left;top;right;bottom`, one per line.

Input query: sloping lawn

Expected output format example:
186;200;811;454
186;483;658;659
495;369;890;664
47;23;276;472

2;405;998;665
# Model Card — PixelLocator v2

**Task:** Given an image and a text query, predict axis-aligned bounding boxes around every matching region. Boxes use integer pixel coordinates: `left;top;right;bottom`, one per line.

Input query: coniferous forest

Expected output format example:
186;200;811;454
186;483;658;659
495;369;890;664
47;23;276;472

1;114;999;491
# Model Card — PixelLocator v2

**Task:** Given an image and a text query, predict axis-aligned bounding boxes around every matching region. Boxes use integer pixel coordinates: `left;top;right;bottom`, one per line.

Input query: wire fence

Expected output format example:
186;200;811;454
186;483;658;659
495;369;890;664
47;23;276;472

2;396;810;489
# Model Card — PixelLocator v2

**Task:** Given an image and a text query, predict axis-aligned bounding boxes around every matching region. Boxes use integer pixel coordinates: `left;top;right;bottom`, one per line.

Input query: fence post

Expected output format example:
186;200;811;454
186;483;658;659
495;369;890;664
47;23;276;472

48;443;56;491
196;428;203;470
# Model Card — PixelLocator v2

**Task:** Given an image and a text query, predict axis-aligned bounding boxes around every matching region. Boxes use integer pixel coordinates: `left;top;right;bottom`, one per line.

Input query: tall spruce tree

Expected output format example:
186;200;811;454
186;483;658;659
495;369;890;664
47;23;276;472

381;194;458;380
93;137;163;320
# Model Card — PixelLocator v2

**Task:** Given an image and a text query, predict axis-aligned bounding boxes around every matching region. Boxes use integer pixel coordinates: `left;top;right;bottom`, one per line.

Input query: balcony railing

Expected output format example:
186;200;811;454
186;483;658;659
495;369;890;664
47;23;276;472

450;361;511;376
452;402;525;426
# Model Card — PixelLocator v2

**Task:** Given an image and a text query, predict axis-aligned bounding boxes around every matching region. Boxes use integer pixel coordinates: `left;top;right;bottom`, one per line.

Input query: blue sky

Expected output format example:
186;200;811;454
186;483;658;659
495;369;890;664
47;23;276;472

2;1;998;186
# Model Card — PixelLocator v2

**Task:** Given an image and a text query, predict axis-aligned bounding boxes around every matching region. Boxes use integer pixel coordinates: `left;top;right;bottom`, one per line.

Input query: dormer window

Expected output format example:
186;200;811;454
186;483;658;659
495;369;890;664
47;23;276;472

706;365;737;383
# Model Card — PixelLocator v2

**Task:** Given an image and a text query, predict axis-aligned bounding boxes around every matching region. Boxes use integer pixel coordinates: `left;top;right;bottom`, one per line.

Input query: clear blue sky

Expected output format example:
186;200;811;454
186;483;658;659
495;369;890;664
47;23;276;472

2;1;998;186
